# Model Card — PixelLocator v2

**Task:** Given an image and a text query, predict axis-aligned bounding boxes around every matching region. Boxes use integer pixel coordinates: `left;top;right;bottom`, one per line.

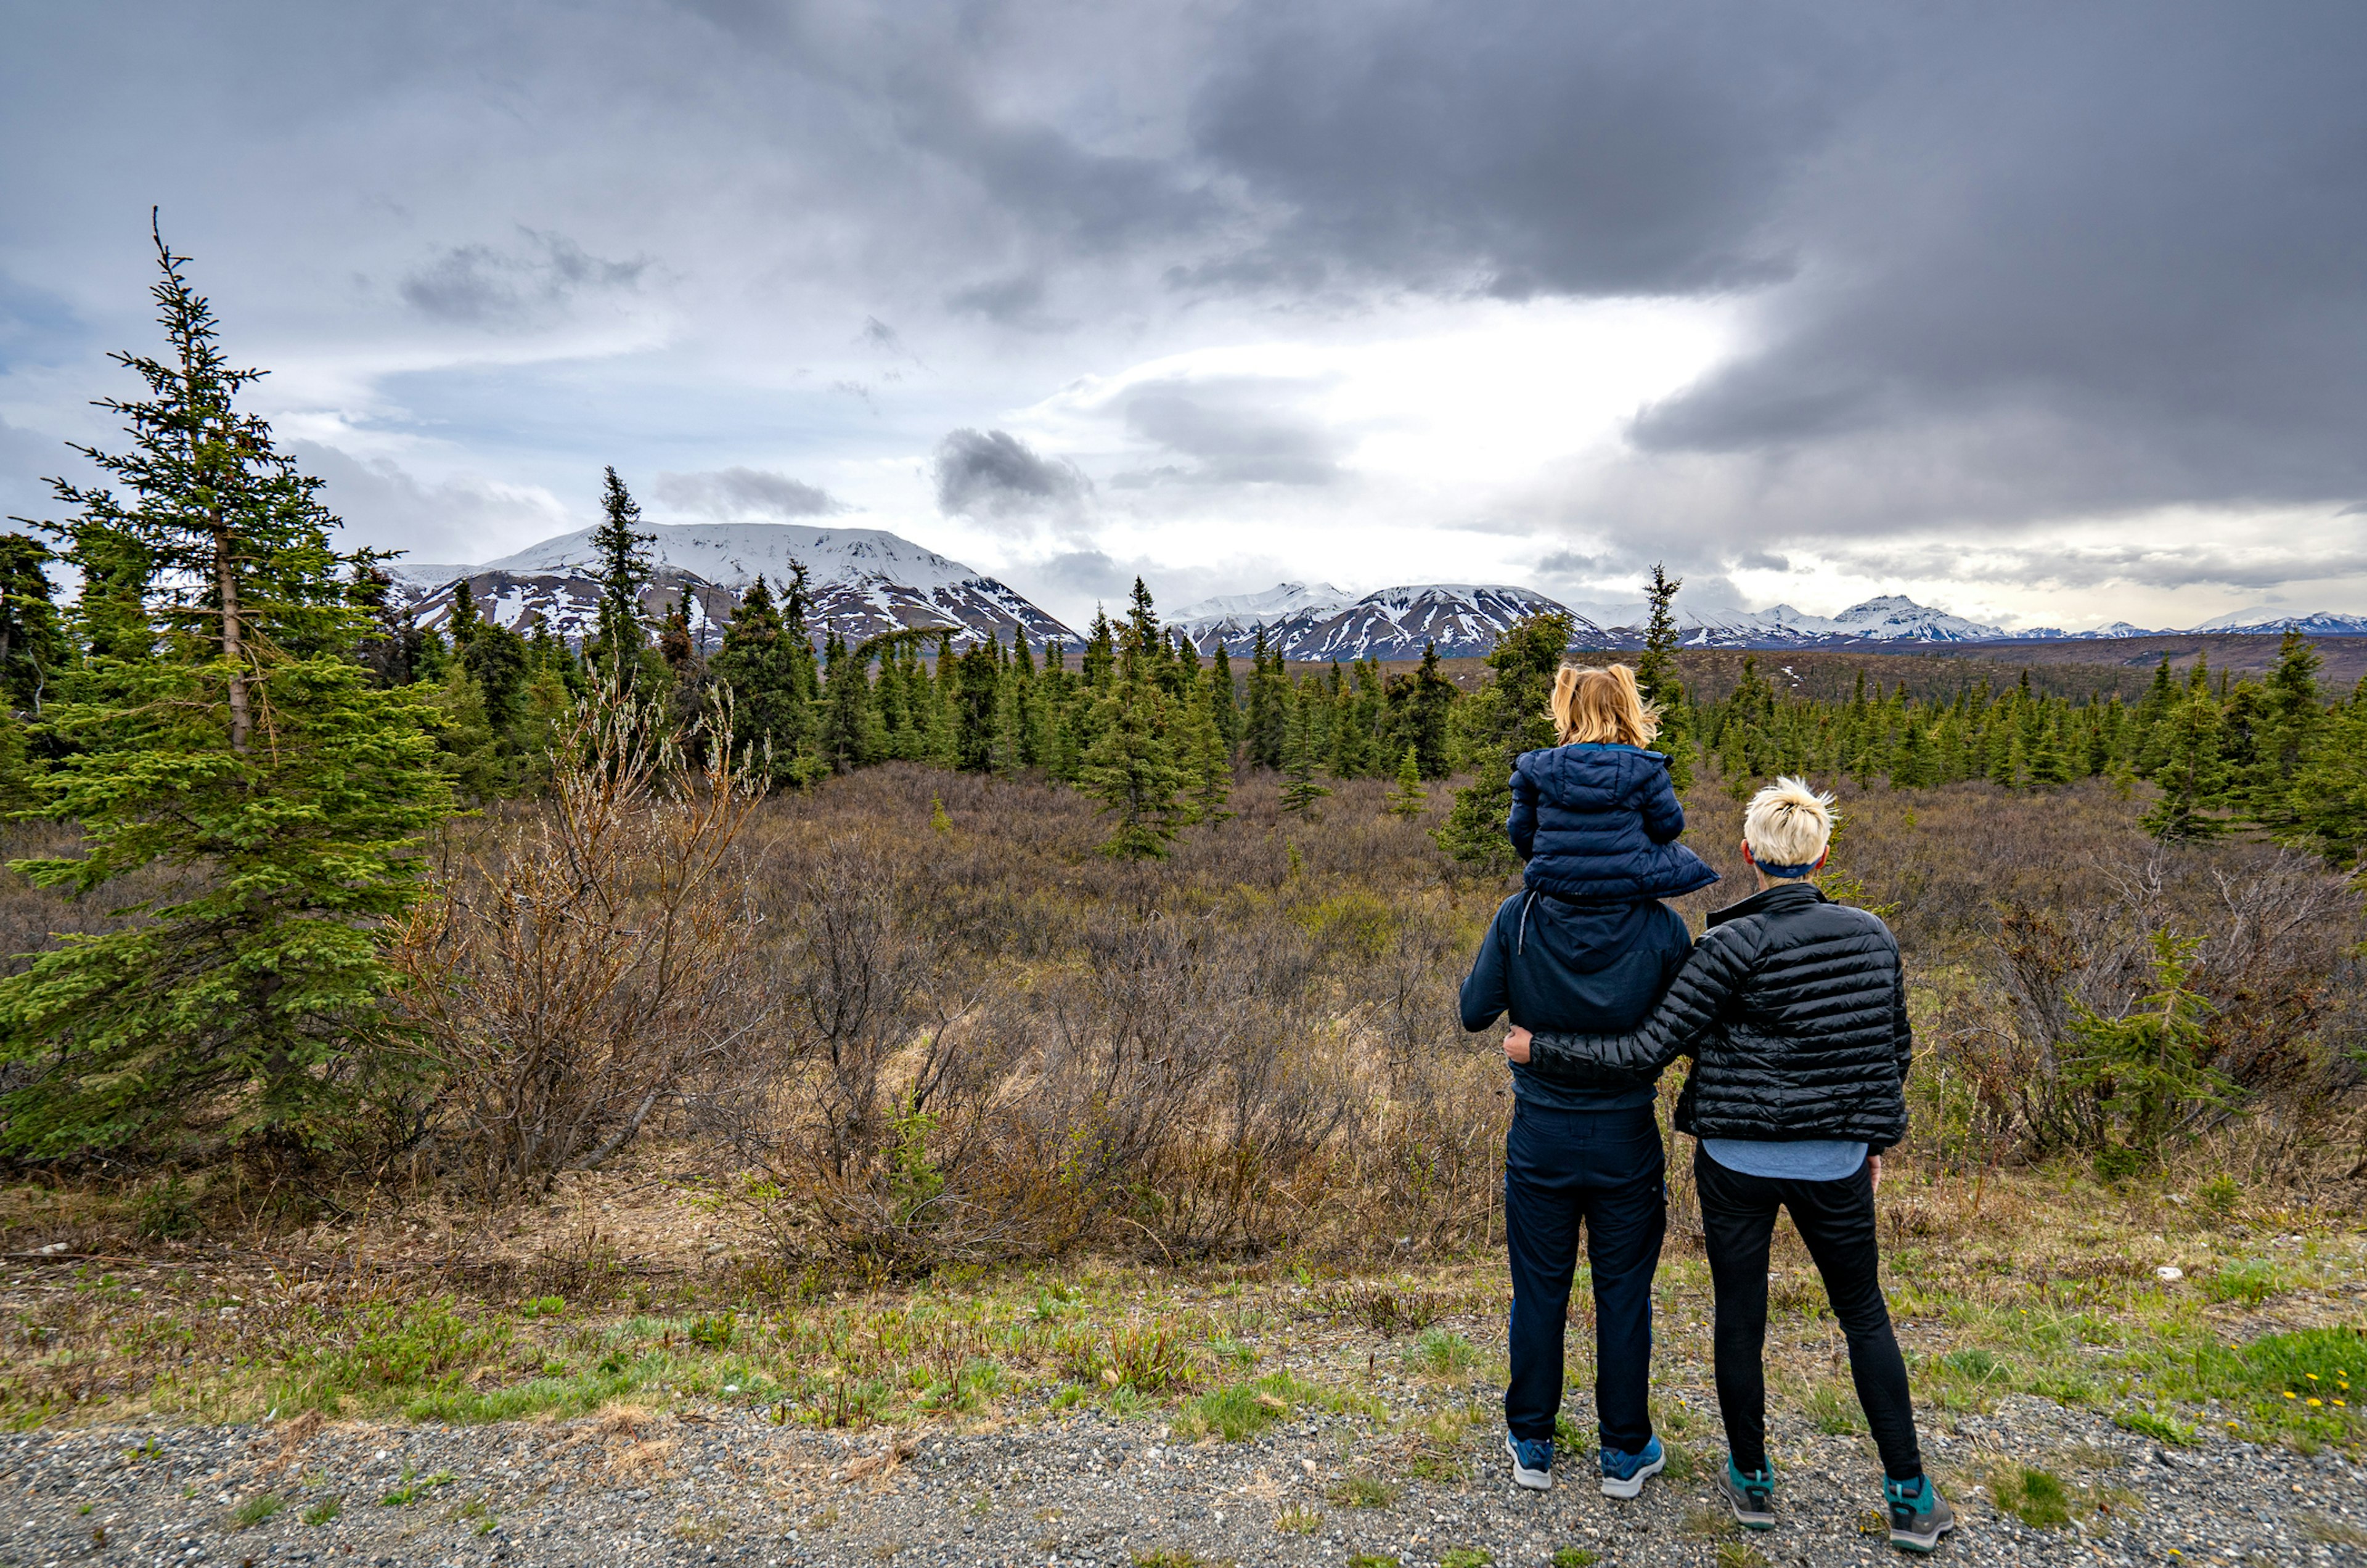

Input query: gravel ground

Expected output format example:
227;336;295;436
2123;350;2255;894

4;1394;2361;1568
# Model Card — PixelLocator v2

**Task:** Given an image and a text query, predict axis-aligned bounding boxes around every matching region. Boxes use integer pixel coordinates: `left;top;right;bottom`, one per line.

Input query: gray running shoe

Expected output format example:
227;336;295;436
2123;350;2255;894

1885;1475;1956;1554
1721;1458;1775;1530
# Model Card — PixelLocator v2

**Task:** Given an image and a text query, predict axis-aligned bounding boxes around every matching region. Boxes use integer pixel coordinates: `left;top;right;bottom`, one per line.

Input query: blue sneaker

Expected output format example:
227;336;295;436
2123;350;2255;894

1885;1475;1956;1554
1598;1434;1664;1499
1504;1432;1553;1491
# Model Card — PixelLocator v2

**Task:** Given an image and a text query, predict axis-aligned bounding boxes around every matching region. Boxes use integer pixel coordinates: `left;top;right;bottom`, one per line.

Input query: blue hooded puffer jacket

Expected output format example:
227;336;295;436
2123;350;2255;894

1508;742;1720;902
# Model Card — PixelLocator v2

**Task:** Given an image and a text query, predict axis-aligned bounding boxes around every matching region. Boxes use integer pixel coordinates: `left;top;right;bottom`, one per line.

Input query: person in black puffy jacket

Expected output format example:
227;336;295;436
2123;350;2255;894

1506;777;1956;1554
1465;663;1714;1500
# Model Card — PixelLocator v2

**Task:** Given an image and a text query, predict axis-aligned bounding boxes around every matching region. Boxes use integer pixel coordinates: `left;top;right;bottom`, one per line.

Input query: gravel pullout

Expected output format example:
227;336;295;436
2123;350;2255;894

4;1395;2361;1568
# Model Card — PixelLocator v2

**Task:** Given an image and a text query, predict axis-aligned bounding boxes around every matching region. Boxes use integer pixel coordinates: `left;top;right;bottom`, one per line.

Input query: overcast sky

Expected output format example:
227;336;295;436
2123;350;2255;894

4;1;2364;631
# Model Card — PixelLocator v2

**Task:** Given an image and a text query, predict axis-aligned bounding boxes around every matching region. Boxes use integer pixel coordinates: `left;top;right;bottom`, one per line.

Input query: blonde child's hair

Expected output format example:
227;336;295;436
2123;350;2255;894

1549;662;1661;748
1743;776;1837;871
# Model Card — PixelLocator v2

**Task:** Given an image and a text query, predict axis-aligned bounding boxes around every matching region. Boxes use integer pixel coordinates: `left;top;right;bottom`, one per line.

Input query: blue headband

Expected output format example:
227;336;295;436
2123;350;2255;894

1757;860;1818;879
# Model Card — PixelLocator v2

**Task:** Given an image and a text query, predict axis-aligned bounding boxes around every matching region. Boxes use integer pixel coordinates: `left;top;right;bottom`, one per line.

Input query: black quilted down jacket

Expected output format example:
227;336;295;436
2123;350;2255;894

1507;743;1720;902
1526;881;1913;1149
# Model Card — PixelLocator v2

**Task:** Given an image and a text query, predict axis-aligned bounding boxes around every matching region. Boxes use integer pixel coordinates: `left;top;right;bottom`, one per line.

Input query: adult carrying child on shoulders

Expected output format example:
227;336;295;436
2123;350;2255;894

1507;777;1956;1556
1460;663;1715;1498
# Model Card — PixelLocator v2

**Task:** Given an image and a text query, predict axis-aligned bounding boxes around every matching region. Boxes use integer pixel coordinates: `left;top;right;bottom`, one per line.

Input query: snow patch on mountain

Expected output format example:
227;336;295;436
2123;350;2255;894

390;522;1076;650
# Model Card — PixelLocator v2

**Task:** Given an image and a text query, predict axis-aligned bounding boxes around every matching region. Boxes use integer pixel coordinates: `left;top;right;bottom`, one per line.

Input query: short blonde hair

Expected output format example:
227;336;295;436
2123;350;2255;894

1550;662;1661;748
1743;776;1836;870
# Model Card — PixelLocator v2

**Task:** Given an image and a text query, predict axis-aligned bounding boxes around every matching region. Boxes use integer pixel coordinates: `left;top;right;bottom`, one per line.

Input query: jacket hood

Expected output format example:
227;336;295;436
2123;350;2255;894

1515;891;1668;975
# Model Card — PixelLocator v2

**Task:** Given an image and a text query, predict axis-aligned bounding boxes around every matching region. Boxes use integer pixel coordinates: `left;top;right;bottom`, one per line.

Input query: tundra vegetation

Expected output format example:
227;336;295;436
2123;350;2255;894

0;226;2360;1492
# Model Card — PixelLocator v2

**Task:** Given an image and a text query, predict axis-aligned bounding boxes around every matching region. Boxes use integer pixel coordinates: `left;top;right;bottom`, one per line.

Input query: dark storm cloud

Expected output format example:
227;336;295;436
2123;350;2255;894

399;231;648;328
653;467;848;520
933;428;1090;518
1175;0;2367;540
1187;0;1857;298
1114;377;1344;486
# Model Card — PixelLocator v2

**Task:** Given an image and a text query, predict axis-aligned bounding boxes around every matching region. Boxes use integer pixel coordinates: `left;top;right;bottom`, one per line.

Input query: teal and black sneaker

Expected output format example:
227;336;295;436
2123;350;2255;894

1598;1434;1664;1499
1504;1432;1553;1491
1720;1458;1776;1529
1885;1474;1956;1554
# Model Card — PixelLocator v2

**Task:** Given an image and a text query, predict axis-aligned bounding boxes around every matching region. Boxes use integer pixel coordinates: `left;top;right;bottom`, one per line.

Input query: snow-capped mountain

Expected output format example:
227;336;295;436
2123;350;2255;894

2188;610;2367;637
1169;582;1355;646
391;523;1076;651
1180;584;1605;660
1640;596;2003;646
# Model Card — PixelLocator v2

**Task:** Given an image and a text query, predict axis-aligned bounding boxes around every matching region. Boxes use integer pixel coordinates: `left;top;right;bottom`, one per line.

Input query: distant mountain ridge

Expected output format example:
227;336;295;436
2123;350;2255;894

1174;581;2367;659
390;522;1076;651
386;521;2367;659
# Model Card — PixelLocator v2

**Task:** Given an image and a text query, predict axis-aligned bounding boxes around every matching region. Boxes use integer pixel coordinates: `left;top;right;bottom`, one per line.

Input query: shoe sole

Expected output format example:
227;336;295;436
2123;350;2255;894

1598;1453;1663;1499
1889;1519;1956;1553
1503;1434;1551;1492
1728;1497;1776;1530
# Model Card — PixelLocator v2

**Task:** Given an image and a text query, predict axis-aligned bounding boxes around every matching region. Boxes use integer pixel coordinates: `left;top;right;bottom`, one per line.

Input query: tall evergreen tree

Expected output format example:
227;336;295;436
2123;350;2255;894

1633;563;1694;789
1077;675;1187;858
1208;643;1243;755
0;535;63;716
1434;611;1571;868
1278;688;1333;815
2141;674;2226;841
586;466;655;689
0;221;452;1156
710;573;819;785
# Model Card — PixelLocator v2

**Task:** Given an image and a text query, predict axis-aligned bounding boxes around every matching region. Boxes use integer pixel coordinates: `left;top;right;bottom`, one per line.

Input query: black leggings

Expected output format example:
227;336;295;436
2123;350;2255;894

1694;1145;1923;1480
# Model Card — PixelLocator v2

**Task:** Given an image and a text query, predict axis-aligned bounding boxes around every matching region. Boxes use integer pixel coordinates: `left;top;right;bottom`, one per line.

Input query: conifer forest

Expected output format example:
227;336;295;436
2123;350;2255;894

0;222;2363;1537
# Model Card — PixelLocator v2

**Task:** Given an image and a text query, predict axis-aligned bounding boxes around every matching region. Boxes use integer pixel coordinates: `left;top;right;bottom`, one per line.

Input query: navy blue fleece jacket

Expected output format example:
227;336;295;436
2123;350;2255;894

1460;891;1695;1111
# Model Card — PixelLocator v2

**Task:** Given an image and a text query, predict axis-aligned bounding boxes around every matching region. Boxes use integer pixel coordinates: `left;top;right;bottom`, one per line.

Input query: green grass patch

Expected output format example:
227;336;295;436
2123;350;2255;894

230;1493;283;1528
299;1497;341;1527
1405;1328;1479;1377
2130;1324;2364;1447
1274;1505;1322;1534
1439;1550;1491;1568
1805;1379;1865;1435
378;1470;456;1508
1346;1556;1400;1568
1550;1551;1600;1568
1990;1464;2071;1529
2201;1259;2285;1306
1325;1474;1397;1508
2112;1407;2197;1447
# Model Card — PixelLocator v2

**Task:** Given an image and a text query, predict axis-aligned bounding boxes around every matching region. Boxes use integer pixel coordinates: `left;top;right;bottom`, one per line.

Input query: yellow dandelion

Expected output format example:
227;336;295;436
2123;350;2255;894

2307;1373;2319;1381
2284;1390;2298;1399
2307;1397;2323;1407
2335;1400;2348;1408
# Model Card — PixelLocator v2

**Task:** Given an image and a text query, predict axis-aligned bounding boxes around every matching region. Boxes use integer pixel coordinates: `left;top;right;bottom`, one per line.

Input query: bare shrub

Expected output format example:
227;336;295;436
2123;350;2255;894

391;682;763;1201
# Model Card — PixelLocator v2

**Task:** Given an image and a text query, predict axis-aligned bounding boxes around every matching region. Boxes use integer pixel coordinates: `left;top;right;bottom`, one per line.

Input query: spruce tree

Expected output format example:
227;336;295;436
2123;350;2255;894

444;575;483;649
1077;675;1187;858
1434;611;1571;868
0;223;451;1156
2141;679;2226;841
1888;722;1937;789
711;573;820;785
1386;745;1428;817
2287;674;2367;865
586;466;655;689
1633;563;1693;789
2245;631;2323;831
1208;643;1243;755
818;632;877;774
2026;722;2074;788
1278;687;1333;815
0;535;64;715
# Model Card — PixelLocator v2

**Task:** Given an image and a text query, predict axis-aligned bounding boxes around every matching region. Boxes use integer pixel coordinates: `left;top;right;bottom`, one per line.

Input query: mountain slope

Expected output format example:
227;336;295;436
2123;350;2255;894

391;523;1076;650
